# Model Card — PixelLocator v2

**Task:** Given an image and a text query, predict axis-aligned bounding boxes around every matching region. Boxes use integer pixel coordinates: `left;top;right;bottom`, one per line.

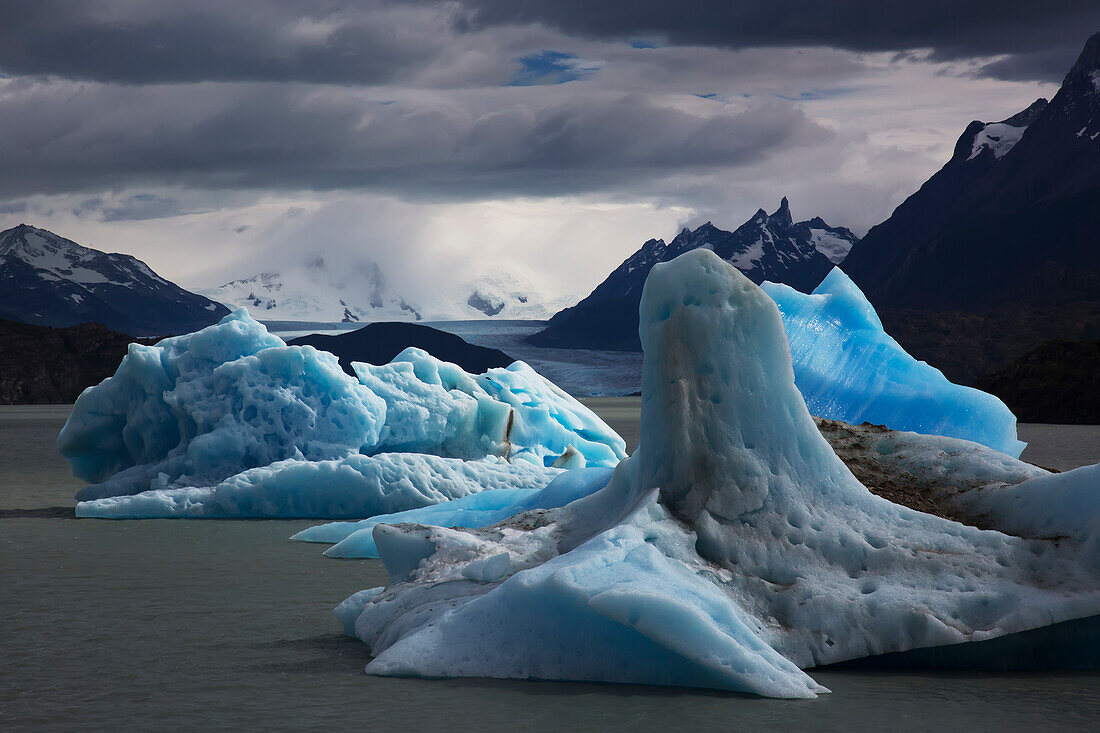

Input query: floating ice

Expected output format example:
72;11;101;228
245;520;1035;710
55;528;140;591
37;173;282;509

76;454;562;519
61;309;625;514
355;348;624;468
763;268;1024;457
61;310;386;501
336;250;1100;697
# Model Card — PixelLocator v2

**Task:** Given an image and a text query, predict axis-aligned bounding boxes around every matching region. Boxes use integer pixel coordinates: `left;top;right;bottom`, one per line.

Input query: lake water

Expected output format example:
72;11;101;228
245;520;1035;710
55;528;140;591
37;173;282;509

3;405;1100;731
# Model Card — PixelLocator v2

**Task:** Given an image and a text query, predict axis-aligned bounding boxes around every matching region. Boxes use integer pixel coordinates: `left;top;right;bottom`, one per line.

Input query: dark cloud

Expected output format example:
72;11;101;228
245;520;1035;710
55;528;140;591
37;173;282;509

0;0;444;84
0;1;1094;85
0;80;829;201
460;0;1100;81
99;194;193;222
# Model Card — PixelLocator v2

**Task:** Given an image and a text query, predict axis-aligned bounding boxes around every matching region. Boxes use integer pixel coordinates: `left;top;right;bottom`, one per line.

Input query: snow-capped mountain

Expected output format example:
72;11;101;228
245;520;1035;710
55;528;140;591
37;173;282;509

529;198;859;350
456;273;576;320
200;258;422;323
842;31;1100;311
0;224;228;336
202;259;572;324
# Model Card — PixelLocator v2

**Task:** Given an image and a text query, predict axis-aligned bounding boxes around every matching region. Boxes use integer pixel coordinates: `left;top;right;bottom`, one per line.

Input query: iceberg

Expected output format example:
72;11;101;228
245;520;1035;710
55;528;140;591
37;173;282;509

354;347;625;468
335;249;1100;697
61;309;625;516
763;269;1024;456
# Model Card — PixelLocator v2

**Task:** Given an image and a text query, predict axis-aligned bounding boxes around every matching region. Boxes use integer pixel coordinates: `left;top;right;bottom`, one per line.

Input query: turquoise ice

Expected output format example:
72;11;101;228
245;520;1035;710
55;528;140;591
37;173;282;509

763;268;1024;456
63;309;625;517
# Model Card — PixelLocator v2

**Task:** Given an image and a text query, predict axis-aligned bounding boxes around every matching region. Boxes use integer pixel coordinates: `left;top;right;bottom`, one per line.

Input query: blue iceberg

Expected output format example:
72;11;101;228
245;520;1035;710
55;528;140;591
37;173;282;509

763;269;1024;456
63;309;626;517
332;250;1100;697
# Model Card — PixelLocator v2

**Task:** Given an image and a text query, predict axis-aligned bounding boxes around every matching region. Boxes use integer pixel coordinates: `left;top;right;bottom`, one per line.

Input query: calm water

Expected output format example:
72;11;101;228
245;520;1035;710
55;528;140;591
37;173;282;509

3;405;1100;731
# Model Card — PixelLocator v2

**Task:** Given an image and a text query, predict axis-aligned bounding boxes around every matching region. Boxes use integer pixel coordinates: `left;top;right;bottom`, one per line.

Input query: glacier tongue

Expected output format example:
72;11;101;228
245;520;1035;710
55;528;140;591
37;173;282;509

339;249;1100;697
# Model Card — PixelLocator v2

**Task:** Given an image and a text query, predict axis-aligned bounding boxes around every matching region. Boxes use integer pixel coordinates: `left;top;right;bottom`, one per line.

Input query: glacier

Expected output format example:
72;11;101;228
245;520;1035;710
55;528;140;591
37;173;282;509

61;309;625;517
763;268;1024;457
333;249;1100;697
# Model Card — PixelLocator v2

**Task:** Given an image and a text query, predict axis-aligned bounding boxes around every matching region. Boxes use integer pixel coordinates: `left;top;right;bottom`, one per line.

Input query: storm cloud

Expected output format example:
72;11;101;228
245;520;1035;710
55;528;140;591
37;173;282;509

460;0;1100;81
0;1;1087;302
0;78;828;200
1;1;1096;85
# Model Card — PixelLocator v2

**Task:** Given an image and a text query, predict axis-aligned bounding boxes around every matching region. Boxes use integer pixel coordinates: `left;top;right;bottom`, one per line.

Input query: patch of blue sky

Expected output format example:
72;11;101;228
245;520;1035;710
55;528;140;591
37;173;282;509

507;50;600;86
630;39;660;49
776;87;856;102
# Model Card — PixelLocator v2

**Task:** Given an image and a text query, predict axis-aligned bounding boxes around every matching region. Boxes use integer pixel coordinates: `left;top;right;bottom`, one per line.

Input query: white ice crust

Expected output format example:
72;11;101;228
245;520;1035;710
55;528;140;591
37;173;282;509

334;250;1100;697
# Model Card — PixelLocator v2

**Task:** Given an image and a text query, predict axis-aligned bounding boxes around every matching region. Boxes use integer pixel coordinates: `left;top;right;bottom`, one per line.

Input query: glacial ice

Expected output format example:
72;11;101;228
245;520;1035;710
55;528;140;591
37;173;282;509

335;249;1100;697
763;269;1025;456
61;309;625;516
355;348;624;467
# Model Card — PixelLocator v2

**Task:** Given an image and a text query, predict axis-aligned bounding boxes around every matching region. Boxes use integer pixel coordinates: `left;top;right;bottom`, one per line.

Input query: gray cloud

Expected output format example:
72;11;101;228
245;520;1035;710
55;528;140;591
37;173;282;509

0;1;449;85
0;1;1095;85
460;0;1100;81
0;79;830;201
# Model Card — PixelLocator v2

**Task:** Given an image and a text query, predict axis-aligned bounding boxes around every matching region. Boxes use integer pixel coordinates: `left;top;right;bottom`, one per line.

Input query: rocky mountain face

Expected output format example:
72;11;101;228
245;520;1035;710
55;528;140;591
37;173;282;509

288;322;514;376
975;339;1100;424
0;318;156;404
0;224;228;336
529;198;859;350
837;32;1100;381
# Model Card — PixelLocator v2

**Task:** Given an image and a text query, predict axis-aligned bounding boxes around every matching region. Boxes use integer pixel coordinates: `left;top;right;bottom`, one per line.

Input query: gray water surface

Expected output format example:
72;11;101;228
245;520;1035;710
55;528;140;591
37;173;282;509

3;405;1100;731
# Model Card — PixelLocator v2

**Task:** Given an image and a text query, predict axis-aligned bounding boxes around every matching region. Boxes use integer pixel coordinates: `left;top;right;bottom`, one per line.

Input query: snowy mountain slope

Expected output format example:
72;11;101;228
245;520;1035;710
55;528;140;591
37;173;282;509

529;198;859;350
452;273;576;320
202;260;573;323
200;259;423;323
0;224;228;336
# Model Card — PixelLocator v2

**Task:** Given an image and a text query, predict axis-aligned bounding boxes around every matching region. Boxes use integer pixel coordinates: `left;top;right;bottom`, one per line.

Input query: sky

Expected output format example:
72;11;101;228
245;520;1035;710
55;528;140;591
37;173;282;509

0;1;1096;305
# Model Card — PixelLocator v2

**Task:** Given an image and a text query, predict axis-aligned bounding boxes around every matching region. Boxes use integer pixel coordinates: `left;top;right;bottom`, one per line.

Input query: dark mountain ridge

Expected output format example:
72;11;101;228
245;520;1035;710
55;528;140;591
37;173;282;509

0;224;228;336
835;32;1100;381
530;198;858;350
0;319;156;404
289;322;514;376
843;33;1100;312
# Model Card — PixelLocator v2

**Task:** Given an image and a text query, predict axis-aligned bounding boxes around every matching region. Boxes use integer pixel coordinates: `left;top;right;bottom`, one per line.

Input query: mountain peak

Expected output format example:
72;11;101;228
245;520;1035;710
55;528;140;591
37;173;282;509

0;224;228;335
1069;31;1100;77
1000;98;1049;127
770;197;793;227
